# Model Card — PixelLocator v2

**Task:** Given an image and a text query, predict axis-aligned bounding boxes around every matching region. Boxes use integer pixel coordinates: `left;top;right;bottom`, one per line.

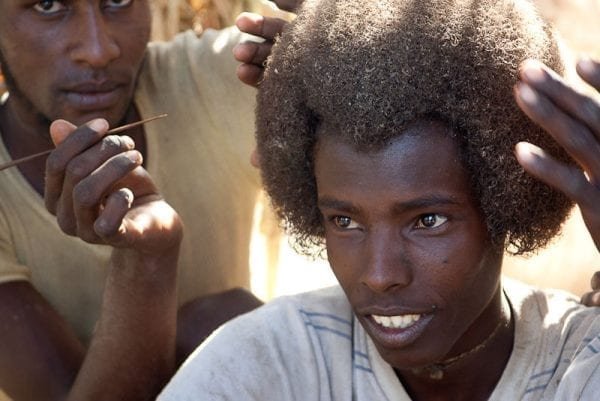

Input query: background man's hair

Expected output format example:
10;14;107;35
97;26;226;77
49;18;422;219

256;0;575;256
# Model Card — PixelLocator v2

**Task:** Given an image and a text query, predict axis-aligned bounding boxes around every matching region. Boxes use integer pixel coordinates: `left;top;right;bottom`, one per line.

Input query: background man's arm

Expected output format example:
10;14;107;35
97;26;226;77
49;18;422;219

0;119;182;401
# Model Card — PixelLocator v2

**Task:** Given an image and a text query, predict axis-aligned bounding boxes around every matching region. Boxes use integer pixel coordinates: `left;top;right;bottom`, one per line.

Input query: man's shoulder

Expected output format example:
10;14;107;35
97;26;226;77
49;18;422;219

230;285;351;328
505;277;600;344
145;27;245;64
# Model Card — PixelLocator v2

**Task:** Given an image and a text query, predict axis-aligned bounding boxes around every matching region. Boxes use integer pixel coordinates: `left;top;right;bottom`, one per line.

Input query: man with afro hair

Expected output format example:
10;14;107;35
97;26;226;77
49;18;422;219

157;0;600;399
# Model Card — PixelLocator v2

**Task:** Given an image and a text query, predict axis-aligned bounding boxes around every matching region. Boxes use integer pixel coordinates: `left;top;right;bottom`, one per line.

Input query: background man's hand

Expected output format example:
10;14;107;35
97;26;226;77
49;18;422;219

581;271;600;306
233;0;302;86
45;118;182;254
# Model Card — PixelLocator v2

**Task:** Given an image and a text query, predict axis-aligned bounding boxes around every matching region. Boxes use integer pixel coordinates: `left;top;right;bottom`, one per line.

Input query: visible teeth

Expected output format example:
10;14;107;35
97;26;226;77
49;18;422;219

372;313;421;329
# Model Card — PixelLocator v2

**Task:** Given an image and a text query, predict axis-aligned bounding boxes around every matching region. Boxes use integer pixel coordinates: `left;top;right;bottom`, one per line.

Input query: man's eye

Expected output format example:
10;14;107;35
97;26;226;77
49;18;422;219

104;0;133;8
332;216;360;230
415;214;448;229
33;0;66;14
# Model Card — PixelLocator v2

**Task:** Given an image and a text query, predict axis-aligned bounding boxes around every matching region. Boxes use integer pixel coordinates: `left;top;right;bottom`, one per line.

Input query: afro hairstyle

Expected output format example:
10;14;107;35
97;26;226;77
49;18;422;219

256;0;575;256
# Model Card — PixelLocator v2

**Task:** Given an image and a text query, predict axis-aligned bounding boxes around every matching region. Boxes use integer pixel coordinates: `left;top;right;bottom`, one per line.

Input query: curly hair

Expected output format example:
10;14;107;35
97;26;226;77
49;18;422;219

256;0;575;256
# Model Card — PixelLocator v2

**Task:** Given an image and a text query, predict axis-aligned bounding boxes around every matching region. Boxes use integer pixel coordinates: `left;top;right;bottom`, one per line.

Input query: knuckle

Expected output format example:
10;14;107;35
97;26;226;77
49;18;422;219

101;135;126;153
564;171;587;196
94;218;119;240
113;151;141;171
45;152;64;174
561;125;593;153
65;159;90;181
73;183;98;208
56;215;77;236
581;98;600;129
78;228;101;244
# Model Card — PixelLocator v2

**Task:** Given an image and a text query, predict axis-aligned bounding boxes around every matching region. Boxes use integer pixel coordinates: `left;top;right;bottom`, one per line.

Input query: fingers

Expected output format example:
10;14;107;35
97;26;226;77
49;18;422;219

515;58;600;252
233;41;273;67
93;188;134;245
520;60;600;144
271;0;303;12
45;117;143;244
250;147;260;168
591;270;600;290
233;41;273;86
236;63;264;87
235;12;288;87
45;119;109;214
577;58;600;90
49;119;77;145
580;290;600;307
514;77;600;185
235;12;287;41
72;151;143;243
514;142;595;208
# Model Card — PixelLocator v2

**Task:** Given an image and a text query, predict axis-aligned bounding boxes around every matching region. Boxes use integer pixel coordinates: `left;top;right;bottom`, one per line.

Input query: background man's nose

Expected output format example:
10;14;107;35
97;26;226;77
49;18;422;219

70;9;120;68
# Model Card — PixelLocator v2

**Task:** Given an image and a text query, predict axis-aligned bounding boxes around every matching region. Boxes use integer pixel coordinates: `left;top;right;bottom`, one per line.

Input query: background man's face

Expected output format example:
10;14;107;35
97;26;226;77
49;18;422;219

0;0;152;127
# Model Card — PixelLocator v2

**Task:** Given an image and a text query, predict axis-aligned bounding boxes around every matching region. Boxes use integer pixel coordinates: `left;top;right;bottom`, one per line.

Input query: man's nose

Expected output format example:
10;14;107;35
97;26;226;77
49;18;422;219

70;8;120;68
360;227;413;293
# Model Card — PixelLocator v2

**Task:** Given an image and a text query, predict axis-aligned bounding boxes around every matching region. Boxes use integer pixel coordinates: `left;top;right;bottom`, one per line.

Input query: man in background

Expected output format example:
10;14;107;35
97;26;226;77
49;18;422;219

0;0;293;399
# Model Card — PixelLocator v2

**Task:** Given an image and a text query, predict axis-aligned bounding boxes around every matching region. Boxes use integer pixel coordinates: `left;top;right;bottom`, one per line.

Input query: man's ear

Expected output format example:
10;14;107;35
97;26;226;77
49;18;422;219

250;148;261;169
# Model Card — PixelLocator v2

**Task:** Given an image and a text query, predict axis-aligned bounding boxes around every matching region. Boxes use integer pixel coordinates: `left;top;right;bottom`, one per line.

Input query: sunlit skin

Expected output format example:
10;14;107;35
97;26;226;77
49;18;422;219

315;121;513;398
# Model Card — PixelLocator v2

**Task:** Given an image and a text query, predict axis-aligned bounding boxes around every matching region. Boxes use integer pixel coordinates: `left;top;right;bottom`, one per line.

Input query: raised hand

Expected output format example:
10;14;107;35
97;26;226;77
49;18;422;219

44;118;182;254
233;0;303;86
514;57;600;251
581;271;600;306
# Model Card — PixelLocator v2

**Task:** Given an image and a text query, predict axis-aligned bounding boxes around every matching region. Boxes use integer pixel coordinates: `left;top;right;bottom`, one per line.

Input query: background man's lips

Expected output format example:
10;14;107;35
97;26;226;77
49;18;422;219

63;87;122;111
63;80;123;92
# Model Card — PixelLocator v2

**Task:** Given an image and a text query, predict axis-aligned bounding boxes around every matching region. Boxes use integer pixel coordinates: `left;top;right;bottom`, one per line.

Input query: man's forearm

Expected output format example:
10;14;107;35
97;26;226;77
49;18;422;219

68;246;179;401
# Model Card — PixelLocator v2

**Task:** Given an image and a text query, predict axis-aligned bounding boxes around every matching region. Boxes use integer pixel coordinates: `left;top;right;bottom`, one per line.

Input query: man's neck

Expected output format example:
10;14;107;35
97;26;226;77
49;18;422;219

0;96;53;195
395;293;514;401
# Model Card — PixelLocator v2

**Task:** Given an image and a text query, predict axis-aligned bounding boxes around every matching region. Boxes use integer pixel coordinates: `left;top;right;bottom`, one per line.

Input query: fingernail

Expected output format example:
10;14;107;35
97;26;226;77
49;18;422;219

89;118;108;133
522;62;546;83
128;150;143;164
515;142;544;163
517;83;538;105
578;56;597;75
121;135;135;149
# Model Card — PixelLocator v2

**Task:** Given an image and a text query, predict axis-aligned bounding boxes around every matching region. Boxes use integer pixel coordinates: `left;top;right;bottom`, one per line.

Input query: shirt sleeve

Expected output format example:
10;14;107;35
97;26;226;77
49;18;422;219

554;314;600;400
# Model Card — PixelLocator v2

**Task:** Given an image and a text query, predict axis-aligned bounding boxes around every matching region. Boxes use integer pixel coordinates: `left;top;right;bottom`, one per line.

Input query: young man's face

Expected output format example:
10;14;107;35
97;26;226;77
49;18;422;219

314;122;504;370
0;0;151;127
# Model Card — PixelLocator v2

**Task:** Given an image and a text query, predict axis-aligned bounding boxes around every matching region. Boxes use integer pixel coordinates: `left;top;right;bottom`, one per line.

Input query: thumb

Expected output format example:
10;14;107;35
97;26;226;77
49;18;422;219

49;119;77;146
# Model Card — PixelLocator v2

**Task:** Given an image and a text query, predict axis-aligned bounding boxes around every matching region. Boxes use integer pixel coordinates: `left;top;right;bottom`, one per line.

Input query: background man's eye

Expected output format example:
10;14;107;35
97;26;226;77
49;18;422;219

33;0;65;14
105;0;133;8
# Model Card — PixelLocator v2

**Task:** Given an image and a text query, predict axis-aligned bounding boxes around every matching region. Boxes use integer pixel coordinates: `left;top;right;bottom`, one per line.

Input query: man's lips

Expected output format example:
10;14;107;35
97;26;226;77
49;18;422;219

62;82;124;111
357;305;437;349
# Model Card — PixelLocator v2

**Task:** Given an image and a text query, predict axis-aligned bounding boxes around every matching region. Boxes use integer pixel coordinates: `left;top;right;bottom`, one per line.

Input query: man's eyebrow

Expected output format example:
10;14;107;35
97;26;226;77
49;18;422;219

318;195;461;213
317;197;361;214
391;195;461;214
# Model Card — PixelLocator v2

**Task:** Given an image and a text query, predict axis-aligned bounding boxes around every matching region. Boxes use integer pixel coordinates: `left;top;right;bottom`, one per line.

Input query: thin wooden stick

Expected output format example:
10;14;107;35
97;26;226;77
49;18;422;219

0;114;168;172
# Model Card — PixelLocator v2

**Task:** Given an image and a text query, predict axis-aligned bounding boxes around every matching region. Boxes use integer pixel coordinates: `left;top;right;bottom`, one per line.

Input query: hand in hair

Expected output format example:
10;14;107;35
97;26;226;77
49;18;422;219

515;57;600;252
233;0;302;87
581;271;600;306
